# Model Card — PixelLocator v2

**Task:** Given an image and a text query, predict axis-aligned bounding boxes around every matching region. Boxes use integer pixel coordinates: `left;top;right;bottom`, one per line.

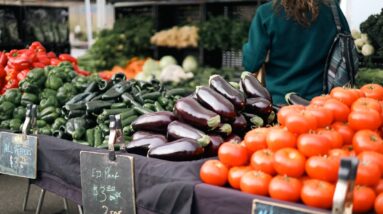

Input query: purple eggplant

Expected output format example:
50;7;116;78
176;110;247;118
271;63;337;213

225;134;242;144
285;92;310;106
240;72;272;101
174;97;221;130
167;120;210;147
245;97;273;118
126;135;167;156
195;86;236;120
212;123;232;136
148;138;204;161
132;131;164;140
204;135;224;157
131;111;176;133
231;114;248;135
209;75;246;111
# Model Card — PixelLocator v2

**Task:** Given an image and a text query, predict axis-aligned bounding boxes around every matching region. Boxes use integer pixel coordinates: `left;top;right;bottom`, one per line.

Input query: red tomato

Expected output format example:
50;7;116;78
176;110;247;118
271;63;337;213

317;128;343;148
240;170;272;196
361;84;383;100
300;179;335;209
375;193;383;214
332;122;355;145
342;144;356;156
269;175;302;202
277;105;305;126
305;156;339;182
251;149;276;175
330;87;358;106
353;130;383;154
284;111;318;134
348;109;382;131
310;95;332;106
356;161;381;187
266;128;297;152
352;97;382;113
375;180;383;195
305;105;334;128
297;133;332;157
323;98;350;122
353;186;376;213
218;142;249;167
328;148;350;158
228;166;252;189
200;160;228;186
273;148;306;178
358;151;383;173
243;128;269;152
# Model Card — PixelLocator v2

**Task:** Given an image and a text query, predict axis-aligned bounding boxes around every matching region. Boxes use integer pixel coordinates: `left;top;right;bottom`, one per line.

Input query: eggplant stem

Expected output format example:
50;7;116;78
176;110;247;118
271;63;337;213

208;74;220;85
249;115;264;127
207;115;221;129
241;71;252;79
229;82;240;89
219;123;232;135
267;111;276;124
197;135;211;147
284;92;297;105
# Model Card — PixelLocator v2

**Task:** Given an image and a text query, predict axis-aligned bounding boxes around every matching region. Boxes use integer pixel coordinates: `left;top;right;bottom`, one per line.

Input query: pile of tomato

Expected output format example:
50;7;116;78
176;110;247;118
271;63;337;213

200;83;383;213
0;42;90;94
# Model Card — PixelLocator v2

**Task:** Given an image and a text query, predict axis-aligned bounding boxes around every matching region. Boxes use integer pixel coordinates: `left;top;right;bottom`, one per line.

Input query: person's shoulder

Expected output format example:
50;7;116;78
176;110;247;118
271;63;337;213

256;2;274;18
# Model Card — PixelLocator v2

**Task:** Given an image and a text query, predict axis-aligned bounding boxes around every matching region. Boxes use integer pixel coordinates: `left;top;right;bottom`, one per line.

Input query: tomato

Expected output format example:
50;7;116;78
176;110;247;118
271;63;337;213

297;133;332;157
348;109;382;131
323;99;350;122
277;105;305;126
328;148;350;158
361;84;383;100
228;166;252;189
273;148;306;177
358;151;383;173
301;179;335;209
284;111;317;134
239;141;254;159
240;170;272;196
305;156;339;182
266;128;297;152
332;122;354;145
375;193;383;214
310;95;332;106
317;128;343;148
305;105;333;128
244;128;269;152
342;144;356;156
269;175;302;202
330;87;358;106
353;130;383;154
251;149;276;175
376;180;383;195
200;160;228;186
356;161;381;187
352;97;382;113
353;186;376;213
218;142;249;167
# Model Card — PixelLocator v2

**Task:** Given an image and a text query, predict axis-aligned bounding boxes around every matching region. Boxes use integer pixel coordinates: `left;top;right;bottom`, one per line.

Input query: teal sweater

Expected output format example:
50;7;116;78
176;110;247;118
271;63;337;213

243;1;350;104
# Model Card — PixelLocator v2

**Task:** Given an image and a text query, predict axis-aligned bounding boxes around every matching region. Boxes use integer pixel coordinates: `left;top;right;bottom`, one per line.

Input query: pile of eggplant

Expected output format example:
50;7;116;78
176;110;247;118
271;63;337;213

127;72;275;161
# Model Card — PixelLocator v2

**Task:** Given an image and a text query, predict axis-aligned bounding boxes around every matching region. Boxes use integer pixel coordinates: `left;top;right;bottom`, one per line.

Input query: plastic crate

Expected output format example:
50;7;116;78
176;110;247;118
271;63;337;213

222;50;243;69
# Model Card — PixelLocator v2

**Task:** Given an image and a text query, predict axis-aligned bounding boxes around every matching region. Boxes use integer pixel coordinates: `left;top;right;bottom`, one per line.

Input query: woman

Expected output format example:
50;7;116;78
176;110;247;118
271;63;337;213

243;0;350;104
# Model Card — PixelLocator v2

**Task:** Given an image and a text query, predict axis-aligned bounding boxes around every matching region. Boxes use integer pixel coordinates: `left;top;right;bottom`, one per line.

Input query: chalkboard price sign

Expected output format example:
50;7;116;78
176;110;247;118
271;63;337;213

0;132;38;179
80;151;136;214
252;199;330;214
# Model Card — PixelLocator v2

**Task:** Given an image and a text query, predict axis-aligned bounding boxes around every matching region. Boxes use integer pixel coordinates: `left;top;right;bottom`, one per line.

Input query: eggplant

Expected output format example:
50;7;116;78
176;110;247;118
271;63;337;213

204;135;224;157
225;134;242;144
131;111;176;133
212;123;232;136
285;92;310;106
126;135;167;156
148;138;204;161
245;97;273;118
132;131;164;141
240;72;272;101
209;75;246;111
243;113;264;128
231;114;248;135
174;97;221;130
195;86;236;120
167;120;210;146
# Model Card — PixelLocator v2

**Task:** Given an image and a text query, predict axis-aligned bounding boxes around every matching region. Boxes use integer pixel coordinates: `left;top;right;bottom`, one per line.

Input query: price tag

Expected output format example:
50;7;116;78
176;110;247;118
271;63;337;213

80;151;136;214
252;199;329;214
0;132;38;179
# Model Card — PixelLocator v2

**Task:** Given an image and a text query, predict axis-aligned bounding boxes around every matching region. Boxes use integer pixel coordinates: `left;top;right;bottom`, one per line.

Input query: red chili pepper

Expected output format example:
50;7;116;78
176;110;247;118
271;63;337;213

59;54;77;64
0;51;8;67
47;51;57;59
0;65;6;79
17;69;30;81
50;58;61;66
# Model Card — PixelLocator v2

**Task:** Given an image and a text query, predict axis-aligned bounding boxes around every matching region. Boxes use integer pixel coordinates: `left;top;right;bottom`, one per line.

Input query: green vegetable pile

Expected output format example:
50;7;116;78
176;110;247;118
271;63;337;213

78;16;154;72
356;68;383;87
360;9;383;57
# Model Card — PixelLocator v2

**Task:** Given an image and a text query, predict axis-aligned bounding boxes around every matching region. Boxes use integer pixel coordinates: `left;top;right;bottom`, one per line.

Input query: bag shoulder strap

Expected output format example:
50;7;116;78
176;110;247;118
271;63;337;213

329;0;342;32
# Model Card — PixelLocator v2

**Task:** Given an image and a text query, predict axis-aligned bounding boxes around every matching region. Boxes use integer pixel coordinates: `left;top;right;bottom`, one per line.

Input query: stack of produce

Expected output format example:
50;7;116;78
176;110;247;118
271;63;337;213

200;83;383;213
360;8;383;57
150;26;199;48
356;67;383;87
98;57;147;80
127;72;276;161
0;42;89;94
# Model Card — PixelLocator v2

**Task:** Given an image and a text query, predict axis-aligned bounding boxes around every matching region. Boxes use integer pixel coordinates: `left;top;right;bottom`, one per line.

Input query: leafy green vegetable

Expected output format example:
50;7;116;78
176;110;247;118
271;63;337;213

360;9;383;57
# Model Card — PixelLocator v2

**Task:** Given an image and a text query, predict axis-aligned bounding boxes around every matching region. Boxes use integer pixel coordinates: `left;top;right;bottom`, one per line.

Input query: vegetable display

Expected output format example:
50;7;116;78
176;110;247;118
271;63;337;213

200;83;383;213
150;26;199;48
360;9;383;57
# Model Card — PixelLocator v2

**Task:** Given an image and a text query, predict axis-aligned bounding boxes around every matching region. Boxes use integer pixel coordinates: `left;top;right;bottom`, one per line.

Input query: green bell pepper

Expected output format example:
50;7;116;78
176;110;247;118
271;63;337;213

26;68;46;87
38;125;52;135
86;128;95;147
13;106;27;120
36;120;47;128
0;101;15;120
40;89;57;100
52;117;66;131
40;96;59;109
19;80;40;94
57;83;77;104
66;117;86;140
21;93;38;106
4;88;21;105
9;118;22;132
45;74;64;90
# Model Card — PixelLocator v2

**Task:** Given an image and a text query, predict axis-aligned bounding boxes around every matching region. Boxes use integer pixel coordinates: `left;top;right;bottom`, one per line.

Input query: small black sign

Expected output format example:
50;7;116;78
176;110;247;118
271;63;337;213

252;199;330;214
80;151;136;214
0;132;38;179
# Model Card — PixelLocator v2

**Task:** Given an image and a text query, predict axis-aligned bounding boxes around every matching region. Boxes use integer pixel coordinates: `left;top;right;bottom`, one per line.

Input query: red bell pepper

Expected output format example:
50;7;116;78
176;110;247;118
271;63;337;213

0;51;8;67
50;58;61;66
37;55;51;65
72;64;91;76
29;41;46;53
47;51;57;59
17;69;30;81
59;54;77;64
32;62;45;68
0;65;5;79
1;78;18;94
